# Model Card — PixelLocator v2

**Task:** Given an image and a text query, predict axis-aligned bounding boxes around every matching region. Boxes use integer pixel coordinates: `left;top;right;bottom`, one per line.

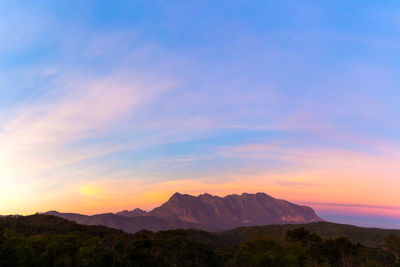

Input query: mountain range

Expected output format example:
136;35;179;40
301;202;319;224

46;192;323;233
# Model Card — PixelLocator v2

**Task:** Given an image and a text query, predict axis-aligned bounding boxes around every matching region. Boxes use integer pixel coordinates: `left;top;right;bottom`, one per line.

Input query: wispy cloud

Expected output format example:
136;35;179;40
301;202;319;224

0;50;176;214
299;201;400;220
1;73;172;171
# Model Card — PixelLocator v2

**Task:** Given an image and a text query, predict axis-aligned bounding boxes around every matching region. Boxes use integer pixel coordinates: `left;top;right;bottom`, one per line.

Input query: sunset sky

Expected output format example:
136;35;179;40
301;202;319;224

1;1;399;228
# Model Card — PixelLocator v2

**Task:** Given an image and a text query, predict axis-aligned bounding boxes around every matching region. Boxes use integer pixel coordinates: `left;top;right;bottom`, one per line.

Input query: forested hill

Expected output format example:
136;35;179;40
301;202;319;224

1;214;400;266
216;221;400;248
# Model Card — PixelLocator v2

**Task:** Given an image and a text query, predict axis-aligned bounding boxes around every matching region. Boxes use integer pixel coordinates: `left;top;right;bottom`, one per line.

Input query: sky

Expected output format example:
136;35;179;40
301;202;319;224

0;1;399;229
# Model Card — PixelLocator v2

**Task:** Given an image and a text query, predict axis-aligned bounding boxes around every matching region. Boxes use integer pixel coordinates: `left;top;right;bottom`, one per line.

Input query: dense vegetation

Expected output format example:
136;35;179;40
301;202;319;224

0;214;399;266
214;222;400;248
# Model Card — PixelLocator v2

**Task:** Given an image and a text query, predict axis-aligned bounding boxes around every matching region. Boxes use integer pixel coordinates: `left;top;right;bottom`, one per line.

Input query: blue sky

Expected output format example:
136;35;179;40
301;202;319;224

1;1;400;228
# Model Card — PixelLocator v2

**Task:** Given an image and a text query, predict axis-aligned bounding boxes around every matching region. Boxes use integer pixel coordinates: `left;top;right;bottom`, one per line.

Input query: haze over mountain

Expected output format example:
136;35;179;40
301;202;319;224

46;192;323;233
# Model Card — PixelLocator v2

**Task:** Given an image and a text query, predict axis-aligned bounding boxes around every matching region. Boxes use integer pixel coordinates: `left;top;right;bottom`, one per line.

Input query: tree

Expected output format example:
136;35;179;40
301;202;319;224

385;234;400;264
285;227;322;249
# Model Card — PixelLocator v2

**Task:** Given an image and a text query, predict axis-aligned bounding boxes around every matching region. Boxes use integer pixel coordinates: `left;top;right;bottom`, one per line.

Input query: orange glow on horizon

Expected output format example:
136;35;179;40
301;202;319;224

1;144;399;222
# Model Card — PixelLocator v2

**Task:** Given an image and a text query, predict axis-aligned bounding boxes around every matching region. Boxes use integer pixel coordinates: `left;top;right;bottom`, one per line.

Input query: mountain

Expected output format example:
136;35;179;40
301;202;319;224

149;192;323;229
46;192;323;233
45;211;211;233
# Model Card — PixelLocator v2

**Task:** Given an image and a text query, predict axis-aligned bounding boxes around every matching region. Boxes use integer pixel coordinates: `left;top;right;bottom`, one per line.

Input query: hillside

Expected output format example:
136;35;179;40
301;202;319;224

214;221;400;248
1;214;399;266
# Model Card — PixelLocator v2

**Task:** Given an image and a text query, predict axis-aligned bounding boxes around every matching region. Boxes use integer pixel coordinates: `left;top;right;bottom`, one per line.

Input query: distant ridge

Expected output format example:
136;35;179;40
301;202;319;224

116;208;147;217
45;192;323;233
45;211;211;233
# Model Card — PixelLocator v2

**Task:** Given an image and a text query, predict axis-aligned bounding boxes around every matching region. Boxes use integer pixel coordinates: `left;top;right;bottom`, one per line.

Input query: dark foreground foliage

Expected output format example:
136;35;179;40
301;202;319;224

0;215;399;266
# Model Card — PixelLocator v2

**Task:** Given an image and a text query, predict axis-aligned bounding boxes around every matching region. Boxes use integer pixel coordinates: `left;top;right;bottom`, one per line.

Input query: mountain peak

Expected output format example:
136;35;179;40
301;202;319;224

171;192;183;197
116;208;147;217
169;192;192;200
